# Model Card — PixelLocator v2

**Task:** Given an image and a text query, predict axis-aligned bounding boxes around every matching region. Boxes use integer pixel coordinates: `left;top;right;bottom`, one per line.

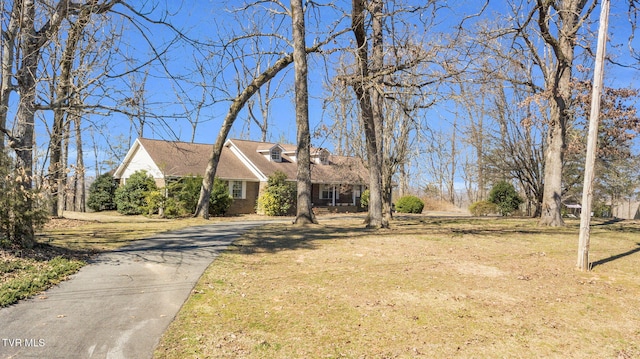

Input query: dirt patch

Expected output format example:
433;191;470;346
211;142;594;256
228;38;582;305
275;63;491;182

43;218;90;231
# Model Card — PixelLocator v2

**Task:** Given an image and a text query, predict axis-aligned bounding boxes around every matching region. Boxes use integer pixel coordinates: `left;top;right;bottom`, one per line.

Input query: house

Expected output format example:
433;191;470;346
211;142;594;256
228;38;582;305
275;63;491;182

113;138;368;215
612;199;640;220
563;203;582;218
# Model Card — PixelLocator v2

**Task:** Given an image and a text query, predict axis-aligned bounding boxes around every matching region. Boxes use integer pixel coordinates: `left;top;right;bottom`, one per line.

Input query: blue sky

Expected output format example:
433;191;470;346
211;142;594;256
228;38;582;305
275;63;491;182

13;1;640;190
127;0;639;140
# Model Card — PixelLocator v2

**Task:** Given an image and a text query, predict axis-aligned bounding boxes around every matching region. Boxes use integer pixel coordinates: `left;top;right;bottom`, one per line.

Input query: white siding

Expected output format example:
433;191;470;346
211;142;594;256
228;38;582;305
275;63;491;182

121;146;163;181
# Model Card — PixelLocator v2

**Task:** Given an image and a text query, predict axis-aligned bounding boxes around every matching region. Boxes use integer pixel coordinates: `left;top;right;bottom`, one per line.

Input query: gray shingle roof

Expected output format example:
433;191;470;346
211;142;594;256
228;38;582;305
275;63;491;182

138;138;256;180
227;139;367;184
132;138;367;184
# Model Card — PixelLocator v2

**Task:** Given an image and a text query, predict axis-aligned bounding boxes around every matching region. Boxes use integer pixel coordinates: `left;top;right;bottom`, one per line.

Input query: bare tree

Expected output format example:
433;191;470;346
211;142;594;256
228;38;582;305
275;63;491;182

350;0;386;228
2;0;106;245
348;0;451;226
1;0;188;243
291;0;316;225
241;34;288;142
46;2;111;217
517;0;598;226
489;80;546;217
194;38;339;218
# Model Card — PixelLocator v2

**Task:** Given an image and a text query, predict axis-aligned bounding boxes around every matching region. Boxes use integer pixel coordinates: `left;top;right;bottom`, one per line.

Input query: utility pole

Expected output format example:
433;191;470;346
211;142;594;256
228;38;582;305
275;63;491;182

577;0;610;271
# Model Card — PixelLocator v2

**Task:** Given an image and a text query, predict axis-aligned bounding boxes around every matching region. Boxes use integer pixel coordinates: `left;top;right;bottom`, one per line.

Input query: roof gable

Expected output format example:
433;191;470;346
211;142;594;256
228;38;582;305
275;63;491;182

115;138;257;181
113;139;163;179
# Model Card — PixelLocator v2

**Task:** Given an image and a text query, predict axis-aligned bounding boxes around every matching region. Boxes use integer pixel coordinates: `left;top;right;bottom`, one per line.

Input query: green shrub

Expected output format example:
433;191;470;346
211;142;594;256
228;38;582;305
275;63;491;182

469;200;498;216
167;176;201;213
360;189;370;208
488;181;523;216
87;173;117;212
257;171;295;216
209;178;233;216
164;176;231;217
114;170;158;215
0;152;49;247
162;197;189;218
144;189;164;215
395;195;425;214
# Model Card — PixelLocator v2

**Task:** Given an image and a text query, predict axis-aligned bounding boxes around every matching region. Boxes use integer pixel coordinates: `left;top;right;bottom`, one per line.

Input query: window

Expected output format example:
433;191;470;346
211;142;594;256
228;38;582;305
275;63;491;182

319;150;329;165
230;181;244;199
320;184;335;200
270;148;282;162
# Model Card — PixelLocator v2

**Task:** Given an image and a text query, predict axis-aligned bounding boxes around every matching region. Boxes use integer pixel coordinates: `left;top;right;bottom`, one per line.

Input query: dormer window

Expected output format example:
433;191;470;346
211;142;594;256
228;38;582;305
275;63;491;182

319;150;329;165
312;149;330;165
270;147;282;162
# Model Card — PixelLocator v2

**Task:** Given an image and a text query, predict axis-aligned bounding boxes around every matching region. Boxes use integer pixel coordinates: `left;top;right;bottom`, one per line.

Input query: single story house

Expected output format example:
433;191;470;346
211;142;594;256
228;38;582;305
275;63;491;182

611;199;640;220
113;138;368;215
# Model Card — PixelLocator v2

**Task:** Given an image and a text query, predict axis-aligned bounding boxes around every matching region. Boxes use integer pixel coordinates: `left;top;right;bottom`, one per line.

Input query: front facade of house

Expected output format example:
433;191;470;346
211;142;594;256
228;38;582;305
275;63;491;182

113;138;368;215
612;199;640;220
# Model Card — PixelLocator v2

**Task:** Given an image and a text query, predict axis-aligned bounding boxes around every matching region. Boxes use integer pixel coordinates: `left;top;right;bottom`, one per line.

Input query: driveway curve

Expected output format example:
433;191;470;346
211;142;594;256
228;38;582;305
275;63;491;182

0;221;267;359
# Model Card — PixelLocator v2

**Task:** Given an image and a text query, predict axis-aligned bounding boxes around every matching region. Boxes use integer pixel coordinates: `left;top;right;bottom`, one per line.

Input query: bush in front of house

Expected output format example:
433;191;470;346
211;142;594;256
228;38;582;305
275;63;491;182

360;189;370;209
488;180;523;216
163;176;231;217
144;189;165;215
87;173;117;212
395;195;425;214
209;177;233;216
115;170;158;215
169;176;202;213
163;176;201;218
162;197;187;218
469;200;498;216
257;171;295;216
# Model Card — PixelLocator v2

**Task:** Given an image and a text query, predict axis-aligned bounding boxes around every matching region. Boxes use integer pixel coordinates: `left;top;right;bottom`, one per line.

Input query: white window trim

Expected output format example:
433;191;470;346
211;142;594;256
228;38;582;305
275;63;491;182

320;184;338;205
270;148;282;162
229;180;246;199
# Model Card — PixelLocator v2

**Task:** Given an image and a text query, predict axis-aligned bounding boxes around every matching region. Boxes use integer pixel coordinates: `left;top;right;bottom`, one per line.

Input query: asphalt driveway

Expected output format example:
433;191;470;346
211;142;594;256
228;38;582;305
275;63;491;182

0;221;266;359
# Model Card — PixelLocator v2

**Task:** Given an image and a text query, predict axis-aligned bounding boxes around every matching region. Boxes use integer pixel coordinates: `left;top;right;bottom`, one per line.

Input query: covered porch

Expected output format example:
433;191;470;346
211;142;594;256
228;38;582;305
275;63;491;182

311;183;365;212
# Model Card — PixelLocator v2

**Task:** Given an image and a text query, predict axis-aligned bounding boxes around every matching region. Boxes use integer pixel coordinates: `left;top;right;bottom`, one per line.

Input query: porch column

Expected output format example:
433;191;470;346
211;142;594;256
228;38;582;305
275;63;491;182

332;185;336;206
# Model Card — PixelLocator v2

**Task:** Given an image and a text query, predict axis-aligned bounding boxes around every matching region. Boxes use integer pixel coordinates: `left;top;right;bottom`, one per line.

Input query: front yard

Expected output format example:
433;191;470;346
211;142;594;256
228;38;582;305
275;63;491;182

154;216;640;358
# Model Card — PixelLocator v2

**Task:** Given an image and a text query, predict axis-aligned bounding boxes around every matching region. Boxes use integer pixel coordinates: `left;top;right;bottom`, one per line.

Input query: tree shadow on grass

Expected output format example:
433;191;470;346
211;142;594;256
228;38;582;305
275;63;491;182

590;242;640;270
3;241;95;263
228;222;375;255
394;216;574;237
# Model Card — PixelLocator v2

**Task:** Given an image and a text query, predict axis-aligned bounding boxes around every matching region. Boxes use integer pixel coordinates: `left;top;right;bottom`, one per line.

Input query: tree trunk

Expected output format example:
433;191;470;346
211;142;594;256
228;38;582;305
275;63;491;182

351;0;386;229
48;4;91;217
536;0;595;226
11;0;41;247
74;111;86;212
49;107;65;216
539;67;570;226
539;108;565;226
0;4;20;151
291;0;316;225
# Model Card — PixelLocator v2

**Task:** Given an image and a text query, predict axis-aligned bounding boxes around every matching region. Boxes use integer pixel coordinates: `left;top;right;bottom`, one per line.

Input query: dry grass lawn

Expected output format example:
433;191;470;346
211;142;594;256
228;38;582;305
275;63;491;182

155;216;640;359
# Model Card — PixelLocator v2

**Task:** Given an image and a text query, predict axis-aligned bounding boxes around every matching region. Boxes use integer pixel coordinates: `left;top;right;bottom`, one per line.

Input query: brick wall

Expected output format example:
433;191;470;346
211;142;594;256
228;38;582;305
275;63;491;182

227;181;260;215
